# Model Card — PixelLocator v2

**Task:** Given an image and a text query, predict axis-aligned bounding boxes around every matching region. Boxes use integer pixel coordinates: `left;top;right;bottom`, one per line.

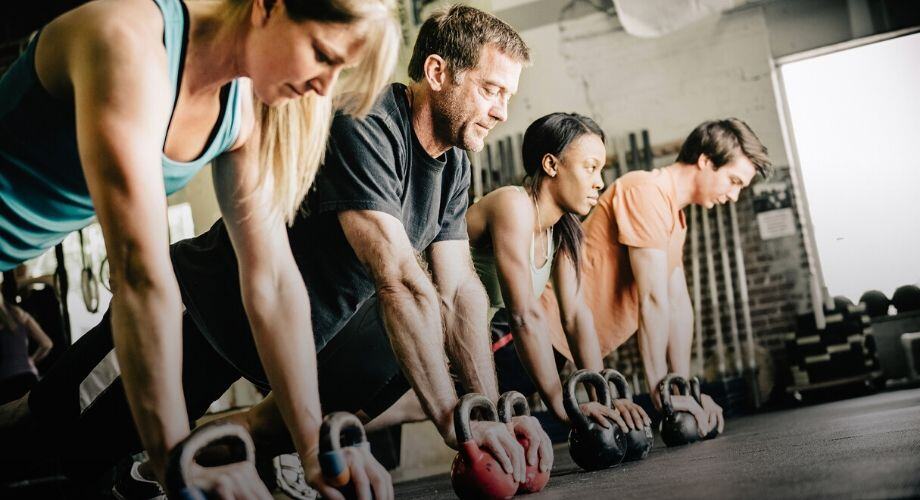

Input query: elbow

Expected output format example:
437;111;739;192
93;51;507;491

638;289;668;313
108;243;179;303
508;305;545;337
376;274;439;314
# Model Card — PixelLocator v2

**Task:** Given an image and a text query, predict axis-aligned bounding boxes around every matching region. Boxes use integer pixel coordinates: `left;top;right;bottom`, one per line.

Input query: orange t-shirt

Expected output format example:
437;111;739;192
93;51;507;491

541;168;687;359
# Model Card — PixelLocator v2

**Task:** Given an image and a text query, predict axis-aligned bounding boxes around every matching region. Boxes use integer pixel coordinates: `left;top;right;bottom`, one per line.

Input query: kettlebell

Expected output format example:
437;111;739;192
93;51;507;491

497;391;550;494
165;421;257;500
689;376;719;440
319;412;371;499
564;369;627;471
601;369;653;461
450;393;519;500
657;374;700;447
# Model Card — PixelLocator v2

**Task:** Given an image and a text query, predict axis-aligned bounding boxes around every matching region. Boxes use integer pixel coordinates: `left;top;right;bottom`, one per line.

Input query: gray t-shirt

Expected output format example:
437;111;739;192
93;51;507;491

171;83;471;384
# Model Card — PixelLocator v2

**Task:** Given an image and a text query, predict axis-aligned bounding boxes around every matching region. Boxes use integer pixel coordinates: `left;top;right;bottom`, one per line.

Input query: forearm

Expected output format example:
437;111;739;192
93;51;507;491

377;277;458;445
243;273;321;465
511;309;567;422
441;277;498;400
667;297;694;378
563;309;605;373
636;296;670;397
110;280;187;483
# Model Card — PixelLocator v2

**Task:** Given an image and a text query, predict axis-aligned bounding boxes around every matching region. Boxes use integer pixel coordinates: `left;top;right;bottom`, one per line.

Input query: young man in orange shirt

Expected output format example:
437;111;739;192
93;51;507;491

542;118;772;435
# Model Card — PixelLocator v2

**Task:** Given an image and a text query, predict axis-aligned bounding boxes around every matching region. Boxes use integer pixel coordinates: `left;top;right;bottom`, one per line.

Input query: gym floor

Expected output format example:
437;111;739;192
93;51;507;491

394;388;920;499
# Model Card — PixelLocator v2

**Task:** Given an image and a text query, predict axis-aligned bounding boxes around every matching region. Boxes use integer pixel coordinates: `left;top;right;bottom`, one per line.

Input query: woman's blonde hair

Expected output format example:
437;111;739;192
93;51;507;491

228;0;400;224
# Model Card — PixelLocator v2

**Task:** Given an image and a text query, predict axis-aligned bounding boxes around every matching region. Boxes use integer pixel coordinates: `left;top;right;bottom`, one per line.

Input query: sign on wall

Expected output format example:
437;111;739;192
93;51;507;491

752;181;796;240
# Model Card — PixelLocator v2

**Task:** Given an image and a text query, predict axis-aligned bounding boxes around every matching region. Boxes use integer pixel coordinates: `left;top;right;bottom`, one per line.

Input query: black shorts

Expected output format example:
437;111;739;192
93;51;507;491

490;310;569;398
7;296;409;483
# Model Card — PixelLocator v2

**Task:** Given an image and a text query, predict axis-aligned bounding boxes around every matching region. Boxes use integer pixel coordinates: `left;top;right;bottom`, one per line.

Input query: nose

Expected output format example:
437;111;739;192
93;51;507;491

308;66;342;97
728;187;740;203
489;96;509;123
593;170;605;191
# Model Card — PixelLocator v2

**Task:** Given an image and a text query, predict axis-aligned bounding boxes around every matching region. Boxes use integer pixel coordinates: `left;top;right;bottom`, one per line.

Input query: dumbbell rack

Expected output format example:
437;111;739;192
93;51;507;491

785;302;883;398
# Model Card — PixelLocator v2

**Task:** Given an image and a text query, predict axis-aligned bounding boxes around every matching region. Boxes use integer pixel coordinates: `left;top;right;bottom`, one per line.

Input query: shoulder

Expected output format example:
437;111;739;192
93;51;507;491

58;0;165;59
481;187;534;223
614;171;669;202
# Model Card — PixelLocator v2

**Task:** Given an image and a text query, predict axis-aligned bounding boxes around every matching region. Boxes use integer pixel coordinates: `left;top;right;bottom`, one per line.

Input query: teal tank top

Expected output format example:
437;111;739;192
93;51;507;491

471;187;556;322
0;0;243;271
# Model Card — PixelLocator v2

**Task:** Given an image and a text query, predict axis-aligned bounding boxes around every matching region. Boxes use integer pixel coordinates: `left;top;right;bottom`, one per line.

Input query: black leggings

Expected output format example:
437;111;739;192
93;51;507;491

3;296;410;483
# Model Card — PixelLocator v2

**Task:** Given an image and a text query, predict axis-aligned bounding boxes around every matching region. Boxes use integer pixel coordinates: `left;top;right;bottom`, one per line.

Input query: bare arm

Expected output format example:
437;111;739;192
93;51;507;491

339;211;526;481
429;238;554;474
426;240;497;399
667;267;694;376
211;111;323;488
338;210;457;443
68;21;185;483
552;253;604;374
486;197;569;422
628;247;671;407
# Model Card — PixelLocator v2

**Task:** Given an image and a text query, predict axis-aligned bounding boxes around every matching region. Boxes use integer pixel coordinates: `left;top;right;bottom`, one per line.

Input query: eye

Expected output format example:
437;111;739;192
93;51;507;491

483;86;499;97
314;46;332;65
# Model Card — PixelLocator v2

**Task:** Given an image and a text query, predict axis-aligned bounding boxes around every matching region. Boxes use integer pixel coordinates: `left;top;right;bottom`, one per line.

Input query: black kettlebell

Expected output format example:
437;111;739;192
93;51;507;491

657;374;700;447
165;421;257;500
601;369;653;461
689;376;719;440
320;412;371;499
564;369;627;471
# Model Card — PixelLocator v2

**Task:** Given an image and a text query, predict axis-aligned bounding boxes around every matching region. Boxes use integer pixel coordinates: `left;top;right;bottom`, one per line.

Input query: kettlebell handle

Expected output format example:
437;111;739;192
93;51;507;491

319;412;368;487
657;374;690;415
564;370;612;432
689;376;703;405
320;412;368;453
454;393;499;444
600;369;633;400
497;391;530;423
164;421;255;497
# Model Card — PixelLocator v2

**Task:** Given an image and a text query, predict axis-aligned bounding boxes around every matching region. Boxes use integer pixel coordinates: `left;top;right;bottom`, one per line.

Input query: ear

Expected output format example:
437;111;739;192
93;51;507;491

423;55;450;92
697;153;713;171
541;154;558;178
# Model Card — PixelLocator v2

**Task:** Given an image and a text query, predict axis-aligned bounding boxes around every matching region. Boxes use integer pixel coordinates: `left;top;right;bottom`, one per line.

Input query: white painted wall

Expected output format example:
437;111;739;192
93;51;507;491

489;7;787;163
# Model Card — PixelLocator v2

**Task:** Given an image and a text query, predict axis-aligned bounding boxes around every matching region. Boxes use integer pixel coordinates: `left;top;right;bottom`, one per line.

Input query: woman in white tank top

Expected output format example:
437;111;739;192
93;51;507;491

467;112;647;430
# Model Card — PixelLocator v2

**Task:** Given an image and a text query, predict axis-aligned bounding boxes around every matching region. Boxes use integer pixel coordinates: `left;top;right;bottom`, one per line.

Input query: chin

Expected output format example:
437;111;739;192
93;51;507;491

463;136;485;152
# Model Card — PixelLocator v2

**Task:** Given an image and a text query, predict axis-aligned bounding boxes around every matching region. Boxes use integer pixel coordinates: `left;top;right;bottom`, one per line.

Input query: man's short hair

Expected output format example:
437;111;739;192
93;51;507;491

407;4;530;82
676;118;773;178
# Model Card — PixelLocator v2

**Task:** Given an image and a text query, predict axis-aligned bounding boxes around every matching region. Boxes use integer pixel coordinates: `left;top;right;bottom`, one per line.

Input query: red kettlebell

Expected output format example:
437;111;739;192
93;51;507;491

319;412;370;499
450;394;519;500
497;391;551;494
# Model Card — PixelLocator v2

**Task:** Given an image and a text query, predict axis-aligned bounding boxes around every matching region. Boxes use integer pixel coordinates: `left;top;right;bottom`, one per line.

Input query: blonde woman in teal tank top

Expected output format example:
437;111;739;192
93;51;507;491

0;0;399;494
467;112;648;431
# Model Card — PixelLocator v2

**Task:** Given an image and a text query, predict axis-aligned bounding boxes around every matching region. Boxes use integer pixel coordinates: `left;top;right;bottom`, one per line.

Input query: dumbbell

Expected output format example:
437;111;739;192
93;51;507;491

564;369;627;471
601;369;653;461
497;391;550;494
164;422;257;500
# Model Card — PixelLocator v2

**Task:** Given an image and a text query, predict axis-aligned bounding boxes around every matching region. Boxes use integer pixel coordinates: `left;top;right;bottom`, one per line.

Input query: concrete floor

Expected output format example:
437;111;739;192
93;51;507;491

394;388;920;499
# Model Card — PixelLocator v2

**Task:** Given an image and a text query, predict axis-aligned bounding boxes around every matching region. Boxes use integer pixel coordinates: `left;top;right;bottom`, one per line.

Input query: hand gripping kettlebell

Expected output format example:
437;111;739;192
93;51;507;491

564;369;627;471
497;391;550;494
450;393;519;500
319;412;370;499
601;369;653;461
658;374;700;447
165;421;257;500
689;376;719;440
